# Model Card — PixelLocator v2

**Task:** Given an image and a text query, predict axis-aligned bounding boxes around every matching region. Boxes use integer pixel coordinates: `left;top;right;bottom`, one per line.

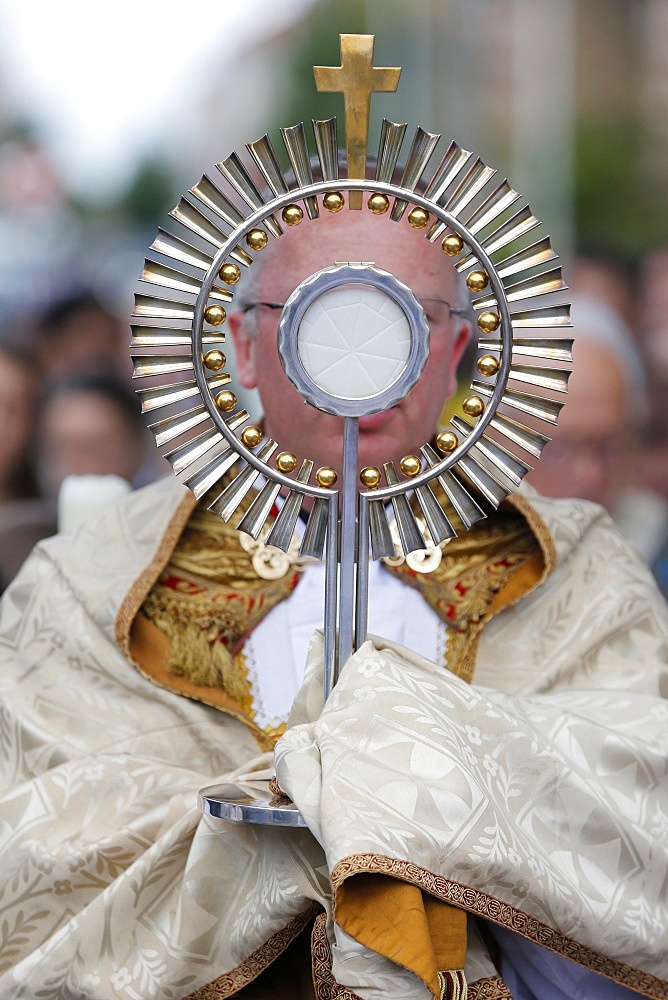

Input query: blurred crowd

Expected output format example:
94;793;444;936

526;250;668;599
0;248;667;600
0;289;167;592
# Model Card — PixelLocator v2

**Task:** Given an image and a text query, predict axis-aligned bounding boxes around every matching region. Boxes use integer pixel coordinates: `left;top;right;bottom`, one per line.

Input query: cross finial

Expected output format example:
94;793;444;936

314;34;401;209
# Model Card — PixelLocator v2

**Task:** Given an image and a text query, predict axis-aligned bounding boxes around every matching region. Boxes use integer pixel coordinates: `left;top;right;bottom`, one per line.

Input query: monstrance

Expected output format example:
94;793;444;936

131;34;571;826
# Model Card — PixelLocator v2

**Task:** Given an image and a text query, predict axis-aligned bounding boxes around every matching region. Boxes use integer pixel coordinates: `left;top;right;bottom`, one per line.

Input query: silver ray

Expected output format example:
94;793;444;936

237;479;282;539
132;294;194;324
247;135;291;196
170;197;253;267
421;444;485;528
422;446;486;529
150;228;213;272
463;180;520;236
132;353;193;378
429;159;496;240
368;498;396;560
471;379;564;425
415;483;456;543
130;324;223;349
456;452;508;507
384;462;426;554
281;123;319;219
209;440;279;522
148;403;210;447
478;336;573;362
511;304;572;328
217;152;282;237
135;375;230;414
266;460;314;552
457;205;539;271
165;426;225;475
452;415;532;487
473;267;566;311
300;497;329;560
489;412;551;459
509;364;571;392
312;118;339;181
375;119;407;183
423;140;472;205
190;174;248;230
181;412;250;498
183;448;241;500
495;236;558;280
141;259;231;302
390;127;441;221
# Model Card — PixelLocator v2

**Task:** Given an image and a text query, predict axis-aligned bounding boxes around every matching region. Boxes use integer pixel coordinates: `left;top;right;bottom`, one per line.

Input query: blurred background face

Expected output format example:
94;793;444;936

38;388;145;496
230;208;470;473
526;338;629;507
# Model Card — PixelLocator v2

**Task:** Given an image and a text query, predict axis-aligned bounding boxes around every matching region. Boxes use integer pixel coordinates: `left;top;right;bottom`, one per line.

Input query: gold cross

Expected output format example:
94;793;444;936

314;34;401;209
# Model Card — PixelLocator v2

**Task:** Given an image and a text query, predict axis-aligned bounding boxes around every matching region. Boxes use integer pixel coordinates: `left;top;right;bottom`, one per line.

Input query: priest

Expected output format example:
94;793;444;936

0;203;666;1000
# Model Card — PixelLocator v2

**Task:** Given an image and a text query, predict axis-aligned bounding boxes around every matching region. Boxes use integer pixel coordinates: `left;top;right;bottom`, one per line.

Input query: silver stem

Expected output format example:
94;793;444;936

337;416;359;678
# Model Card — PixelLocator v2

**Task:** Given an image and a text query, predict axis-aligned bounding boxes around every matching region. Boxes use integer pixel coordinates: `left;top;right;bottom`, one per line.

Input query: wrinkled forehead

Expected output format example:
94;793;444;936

253;208;459;302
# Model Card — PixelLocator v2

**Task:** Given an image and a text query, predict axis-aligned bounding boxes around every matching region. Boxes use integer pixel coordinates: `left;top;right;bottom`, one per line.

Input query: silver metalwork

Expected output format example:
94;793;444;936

277;263;429;418
281;124;319;219
375;119;407;183
200;783;307;827
390;126;441;220
247;135;291;197
133;83;572;829
217;152;282;238
150;229;213;271
135;375;230;414
313;118;340;181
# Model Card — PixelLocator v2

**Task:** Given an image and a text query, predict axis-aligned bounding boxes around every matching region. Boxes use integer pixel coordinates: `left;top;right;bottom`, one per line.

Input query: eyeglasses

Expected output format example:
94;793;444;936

240;298;466;322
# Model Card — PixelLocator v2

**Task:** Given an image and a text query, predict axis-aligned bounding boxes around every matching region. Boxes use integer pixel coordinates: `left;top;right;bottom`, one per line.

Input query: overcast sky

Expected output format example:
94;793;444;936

0;0;314;197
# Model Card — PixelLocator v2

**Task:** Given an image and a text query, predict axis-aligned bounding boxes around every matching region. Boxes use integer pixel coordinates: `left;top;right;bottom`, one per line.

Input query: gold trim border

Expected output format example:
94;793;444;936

330;854;668;1000
184;902;321;999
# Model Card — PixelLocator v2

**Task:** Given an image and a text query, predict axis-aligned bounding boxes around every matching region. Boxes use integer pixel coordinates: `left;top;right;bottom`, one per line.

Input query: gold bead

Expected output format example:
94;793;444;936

400;454;421;477
241;425;263;448
218;262;241;285
323;191;344;213
477;311;500;333
408;207;429;229
359;466;381;489
462;395;485;417
215;390;237;412
204;304;226;326
435;431;458;453
282;204;303;226
367;193;389;215
204;349;226;371
316;466;338;488
467;270;489;292
276;451;298;473
246;229;268;250
476;354;500;377
442;233;464;256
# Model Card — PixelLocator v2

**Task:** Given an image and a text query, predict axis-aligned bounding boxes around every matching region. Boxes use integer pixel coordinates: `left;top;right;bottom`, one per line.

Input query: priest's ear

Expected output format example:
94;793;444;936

229;309;259;389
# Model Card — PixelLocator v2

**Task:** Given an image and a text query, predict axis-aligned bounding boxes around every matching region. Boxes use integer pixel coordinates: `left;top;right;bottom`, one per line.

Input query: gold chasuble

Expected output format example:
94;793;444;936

131;491;547;744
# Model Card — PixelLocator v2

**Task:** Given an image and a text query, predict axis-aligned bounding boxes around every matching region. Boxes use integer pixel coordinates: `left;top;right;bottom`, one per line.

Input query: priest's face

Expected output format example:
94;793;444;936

229;205;470;474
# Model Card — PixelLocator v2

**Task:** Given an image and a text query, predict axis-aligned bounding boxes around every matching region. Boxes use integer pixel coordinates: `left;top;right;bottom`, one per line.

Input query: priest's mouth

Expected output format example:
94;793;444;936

357;407;398;432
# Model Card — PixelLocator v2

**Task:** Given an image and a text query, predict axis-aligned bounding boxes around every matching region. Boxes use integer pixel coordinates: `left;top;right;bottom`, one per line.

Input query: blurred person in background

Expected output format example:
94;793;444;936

35;290;131;383
37;373;165;508
526;293;668;597
0;340;55;592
